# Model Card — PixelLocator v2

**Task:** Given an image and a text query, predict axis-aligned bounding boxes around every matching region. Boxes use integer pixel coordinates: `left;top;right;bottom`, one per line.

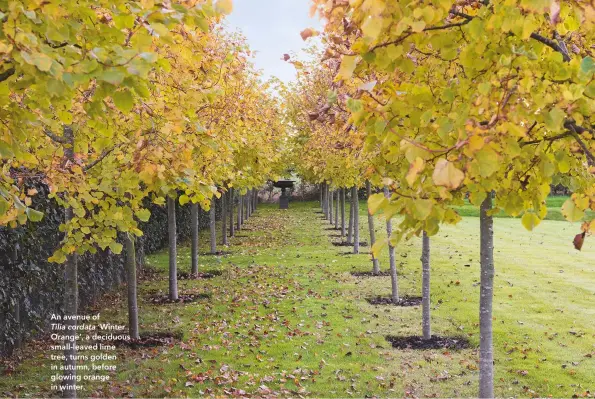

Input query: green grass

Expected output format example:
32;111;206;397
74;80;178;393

452;195;595;221
2;201;594;397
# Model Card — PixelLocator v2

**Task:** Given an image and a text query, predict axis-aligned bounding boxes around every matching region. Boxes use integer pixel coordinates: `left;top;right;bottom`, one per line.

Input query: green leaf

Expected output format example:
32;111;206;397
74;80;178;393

135;208;151;222
26;208;44;222
545;107;565;131
521;212;541;231
561;199;584;222
581;56;595;74
411;199;433;220
109;242;123;254
113;89;134;113
99;69;125;85
368;193;387;215
371;239;387;259
476;147;500;178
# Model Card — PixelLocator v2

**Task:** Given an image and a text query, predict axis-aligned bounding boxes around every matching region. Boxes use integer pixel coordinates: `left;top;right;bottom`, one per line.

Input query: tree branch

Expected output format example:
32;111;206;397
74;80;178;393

0;67;15;83
43;128;69;144
83;147;116;172
530;32;571;62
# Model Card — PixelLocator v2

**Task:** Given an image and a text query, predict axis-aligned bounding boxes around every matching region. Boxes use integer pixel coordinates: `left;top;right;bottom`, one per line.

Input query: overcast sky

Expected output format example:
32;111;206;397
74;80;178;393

225;0;323;83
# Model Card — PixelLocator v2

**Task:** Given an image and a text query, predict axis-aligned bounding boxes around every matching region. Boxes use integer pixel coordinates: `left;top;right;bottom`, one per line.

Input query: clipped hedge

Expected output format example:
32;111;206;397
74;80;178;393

0;183;221;357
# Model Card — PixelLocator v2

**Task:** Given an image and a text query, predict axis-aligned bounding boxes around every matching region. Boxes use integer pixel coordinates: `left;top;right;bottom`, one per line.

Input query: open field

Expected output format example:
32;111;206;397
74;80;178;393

2;201;594;398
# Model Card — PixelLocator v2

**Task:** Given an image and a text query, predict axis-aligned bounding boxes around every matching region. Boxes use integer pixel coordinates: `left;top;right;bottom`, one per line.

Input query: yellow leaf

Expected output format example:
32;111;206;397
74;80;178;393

216;0;233;14
561;199;584;222
371;239;387;259
368;193;387;215
432;159;465;189
521;212;541;231
406;157;425;186
337;56;359;80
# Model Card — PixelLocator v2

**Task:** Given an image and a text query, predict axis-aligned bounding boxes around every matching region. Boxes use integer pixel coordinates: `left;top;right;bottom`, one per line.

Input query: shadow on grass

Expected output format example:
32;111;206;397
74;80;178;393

366;295;422;306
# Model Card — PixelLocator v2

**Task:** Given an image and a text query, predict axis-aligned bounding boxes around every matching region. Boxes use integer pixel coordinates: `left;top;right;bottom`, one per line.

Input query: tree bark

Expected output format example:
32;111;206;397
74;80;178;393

167;197;178;301
421;231;431;340
329;189;334;225
366;181;380;274
322;182;327;218
319;184;323;208
352;186;359;254
125;235;139;340
191;203;199;276
62;125;78;398
253;189;258;212
237;195;242;230
341;188;346;237
347;188;354;244
479;195;495;398
222;192;228;246
63;207;78;398
229;188;235;237
384;187;398;303
209;198;217;254
335;189;339;229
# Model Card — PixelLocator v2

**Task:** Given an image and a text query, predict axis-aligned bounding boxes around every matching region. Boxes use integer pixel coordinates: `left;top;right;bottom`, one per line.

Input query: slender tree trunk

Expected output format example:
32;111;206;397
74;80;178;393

479;195;495;398
347;188;354;244
329;190;334;225
191;203;199;276
352;186;360;254
210;198;217;254
229;188;235;237
125;235;139;340
335;189;339;229
253;189;258;212
237;195;242;230
341;188;346;237
366;181;380;274
63;208;78;398
222;192;228;246
62;125;78;398
168;197;178;301
384;187;398;303
319;184;323;208
421;231;431;340
322;183;327;218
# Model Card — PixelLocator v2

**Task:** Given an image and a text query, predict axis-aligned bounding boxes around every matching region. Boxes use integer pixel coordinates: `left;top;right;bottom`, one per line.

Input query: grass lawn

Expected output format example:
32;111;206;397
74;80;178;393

1;201;594;398
452;195;595;221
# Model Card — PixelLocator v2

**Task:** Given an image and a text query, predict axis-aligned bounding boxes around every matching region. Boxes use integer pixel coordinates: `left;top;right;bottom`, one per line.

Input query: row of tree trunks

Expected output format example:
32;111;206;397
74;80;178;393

366;181;380;274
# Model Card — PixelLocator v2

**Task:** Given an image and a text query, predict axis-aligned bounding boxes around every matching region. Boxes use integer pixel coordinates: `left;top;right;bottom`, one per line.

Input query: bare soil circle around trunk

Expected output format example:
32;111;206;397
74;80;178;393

366;295;422;307
385;335;471;350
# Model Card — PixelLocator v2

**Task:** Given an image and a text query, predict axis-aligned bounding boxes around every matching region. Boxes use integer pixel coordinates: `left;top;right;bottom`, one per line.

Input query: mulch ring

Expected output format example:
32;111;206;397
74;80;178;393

112;330;184;349
323;227;339;231
177;270;223;280
366;295;422;307
351;271;391;277
332;241;368;247
385;335;471;350
147;292;211;305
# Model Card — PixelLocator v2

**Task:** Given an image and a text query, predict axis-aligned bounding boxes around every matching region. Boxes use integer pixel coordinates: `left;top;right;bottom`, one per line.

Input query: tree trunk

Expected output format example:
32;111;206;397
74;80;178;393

341;188;346;237
229;188;235;237
62;125;78;398
63;207;78;398
479;195;495;398
167;197;178;301
319;184;323;208
347;188;354;244
222;192;228;246
335;189;339;229
253;189;258;212
322;182;327;218
366;181;380;274
237;195;242;230
384;187;398;303
191;203;199;276
329;189;334;225
421;231;431;340
352;186;360;254
210;198;217;254
125;235;139;340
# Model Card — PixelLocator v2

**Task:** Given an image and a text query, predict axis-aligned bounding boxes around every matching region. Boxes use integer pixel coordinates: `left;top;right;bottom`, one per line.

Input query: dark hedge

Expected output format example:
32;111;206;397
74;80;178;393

0;184;222;357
